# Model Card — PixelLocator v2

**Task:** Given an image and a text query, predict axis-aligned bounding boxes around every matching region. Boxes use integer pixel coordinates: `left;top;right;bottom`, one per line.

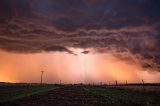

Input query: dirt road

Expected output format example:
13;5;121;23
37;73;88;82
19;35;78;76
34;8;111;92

7;86;107;106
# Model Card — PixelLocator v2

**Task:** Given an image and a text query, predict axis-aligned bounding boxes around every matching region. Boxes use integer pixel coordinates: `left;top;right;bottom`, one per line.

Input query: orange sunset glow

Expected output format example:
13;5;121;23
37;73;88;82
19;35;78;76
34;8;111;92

0;48;159;84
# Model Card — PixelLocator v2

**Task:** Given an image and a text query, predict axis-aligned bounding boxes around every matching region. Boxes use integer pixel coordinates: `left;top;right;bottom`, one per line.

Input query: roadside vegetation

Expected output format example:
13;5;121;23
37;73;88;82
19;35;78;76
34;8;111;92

0;83;60;103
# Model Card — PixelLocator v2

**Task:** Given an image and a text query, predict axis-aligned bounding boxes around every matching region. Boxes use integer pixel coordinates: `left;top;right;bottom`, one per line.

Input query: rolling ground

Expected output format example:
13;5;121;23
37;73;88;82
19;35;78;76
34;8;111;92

0;83;160;106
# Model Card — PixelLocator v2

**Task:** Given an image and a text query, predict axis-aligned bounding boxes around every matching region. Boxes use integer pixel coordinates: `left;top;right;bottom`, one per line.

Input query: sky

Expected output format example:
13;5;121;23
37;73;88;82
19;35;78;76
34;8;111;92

0;0;160;83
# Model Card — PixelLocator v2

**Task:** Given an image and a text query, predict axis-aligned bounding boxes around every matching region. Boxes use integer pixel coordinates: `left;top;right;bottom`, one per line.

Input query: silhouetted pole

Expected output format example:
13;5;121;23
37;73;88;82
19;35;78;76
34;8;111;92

60;80;61;85
126;80;128;85
100;82;102;86
142;79;145;85
115;80;118;86
40;71;44;84
142;79;145;91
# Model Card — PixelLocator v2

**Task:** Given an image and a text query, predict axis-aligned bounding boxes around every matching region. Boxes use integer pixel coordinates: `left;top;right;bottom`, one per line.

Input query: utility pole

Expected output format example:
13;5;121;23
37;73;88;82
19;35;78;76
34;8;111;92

40;71;44;84
115;80;118;86
142;79;145;91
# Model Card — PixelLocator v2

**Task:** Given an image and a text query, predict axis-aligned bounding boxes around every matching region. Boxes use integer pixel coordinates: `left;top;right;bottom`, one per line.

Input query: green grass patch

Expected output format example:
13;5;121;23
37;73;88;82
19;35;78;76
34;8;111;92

83;86;160;106
0;84;59;103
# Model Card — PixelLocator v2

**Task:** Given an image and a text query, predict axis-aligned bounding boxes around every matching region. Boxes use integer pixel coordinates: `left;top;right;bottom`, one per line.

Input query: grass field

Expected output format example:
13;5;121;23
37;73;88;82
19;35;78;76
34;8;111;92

0;83;60;103
84;86;160;106
0;83;160;106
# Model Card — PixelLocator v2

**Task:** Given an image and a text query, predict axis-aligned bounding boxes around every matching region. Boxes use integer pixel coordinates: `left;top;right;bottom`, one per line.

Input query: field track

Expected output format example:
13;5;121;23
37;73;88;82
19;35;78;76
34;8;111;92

4;86;106;106
1;85;160;106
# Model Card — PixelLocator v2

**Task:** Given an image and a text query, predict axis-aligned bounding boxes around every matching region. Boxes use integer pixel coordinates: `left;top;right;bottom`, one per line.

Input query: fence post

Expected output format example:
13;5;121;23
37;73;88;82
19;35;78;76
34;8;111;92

60;80;61;85
100;82;102;86
115;80;118;86
142;80;145;85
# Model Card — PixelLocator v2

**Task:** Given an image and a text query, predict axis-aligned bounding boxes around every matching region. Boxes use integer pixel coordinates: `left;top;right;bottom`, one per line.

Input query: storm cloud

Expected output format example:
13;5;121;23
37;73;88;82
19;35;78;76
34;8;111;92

0;0;160;71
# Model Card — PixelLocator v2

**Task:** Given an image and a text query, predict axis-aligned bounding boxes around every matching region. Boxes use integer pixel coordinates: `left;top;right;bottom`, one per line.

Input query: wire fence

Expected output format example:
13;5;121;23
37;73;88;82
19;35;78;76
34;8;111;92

57;78;160;86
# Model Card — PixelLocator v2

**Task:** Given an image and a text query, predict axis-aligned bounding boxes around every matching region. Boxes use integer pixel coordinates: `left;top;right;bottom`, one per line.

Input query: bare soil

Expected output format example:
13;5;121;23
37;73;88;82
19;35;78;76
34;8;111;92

6;86;107;106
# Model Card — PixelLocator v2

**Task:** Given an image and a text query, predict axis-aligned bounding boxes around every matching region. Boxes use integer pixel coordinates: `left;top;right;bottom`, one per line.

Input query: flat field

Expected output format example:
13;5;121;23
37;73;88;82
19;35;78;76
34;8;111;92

0;83;160;106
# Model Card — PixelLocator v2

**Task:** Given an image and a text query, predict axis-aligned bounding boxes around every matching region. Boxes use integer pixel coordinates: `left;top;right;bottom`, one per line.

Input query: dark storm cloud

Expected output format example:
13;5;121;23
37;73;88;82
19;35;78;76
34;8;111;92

81;50;90;54
0;0;160;71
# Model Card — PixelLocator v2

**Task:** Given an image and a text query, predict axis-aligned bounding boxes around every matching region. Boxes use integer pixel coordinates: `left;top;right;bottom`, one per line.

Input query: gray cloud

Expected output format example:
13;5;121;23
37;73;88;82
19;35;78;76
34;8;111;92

0;0;160;71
